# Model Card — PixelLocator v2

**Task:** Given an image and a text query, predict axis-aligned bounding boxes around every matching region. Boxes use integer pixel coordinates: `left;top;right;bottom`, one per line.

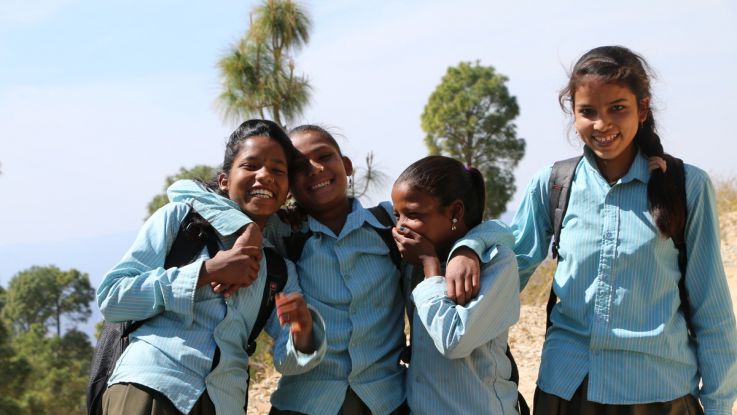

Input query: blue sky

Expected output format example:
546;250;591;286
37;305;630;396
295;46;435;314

1;0;736;335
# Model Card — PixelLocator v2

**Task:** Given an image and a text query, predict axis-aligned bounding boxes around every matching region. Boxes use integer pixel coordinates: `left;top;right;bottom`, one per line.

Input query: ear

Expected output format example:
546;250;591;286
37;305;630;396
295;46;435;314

639;97;651;123
217;172;229;193
448;199;465;223
342;156;354;177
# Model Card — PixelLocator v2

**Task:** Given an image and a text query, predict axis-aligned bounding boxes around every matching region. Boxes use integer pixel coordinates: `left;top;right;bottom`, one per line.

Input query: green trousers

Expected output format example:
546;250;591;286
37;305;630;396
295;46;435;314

102;383;216;415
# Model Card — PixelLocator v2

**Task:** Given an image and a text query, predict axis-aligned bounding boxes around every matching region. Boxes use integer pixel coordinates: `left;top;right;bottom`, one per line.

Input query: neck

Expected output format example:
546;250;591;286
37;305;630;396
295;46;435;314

311;198;351;235
596;145;637;184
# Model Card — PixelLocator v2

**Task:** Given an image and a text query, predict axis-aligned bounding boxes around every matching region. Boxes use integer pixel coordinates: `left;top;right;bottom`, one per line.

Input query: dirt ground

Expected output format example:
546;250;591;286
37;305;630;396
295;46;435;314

247;212;737;414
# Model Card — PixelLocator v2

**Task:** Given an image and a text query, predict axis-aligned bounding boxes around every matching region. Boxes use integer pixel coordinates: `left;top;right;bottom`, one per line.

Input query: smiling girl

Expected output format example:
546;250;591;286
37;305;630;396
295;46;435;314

96;120;326;415
511;46;737;414
391;155;522;414
168;124;494;414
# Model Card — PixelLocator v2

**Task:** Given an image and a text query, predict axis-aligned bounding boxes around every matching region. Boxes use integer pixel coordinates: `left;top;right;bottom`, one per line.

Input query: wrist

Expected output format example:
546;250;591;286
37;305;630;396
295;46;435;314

420;256;441;277
197;260;214;288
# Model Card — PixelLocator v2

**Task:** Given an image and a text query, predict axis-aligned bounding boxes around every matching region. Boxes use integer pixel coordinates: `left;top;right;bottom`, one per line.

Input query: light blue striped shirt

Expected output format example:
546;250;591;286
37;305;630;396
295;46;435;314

97;202;327;415
168;181;406;415
408;220;521;414
510;148;737;414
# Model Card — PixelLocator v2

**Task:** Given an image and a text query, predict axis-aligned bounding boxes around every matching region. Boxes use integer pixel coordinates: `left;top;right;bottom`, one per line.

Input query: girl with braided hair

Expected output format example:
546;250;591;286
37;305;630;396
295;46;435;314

511;46;737;414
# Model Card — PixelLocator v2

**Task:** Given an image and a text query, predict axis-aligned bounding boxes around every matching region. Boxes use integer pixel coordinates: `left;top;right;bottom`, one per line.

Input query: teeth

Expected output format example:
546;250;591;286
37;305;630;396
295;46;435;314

592;133;618;143
310;180;330;190
250;189;274;199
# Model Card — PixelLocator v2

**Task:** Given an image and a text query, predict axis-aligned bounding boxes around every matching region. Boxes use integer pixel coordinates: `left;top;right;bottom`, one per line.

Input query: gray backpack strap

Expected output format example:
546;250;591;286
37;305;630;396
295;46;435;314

548;156;582;260
546;156;582;331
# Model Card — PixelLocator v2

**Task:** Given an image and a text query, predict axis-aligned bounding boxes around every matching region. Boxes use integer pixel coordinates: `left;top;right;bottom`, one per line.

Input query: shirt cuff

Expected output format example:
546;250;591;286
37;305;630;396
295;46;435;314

412;276;447;306
285;306;327;367
190;198;253;237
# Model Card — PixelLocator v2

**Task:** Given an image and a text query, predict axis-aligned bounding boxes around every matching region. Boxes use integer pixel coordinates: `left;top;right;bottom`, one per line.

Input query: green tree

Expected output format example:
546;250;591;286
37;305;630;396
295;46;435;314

146;164;218;218
421;61;526;217
4;266;95;337
11;324;91;414
218;0;311;126
0;317;31;414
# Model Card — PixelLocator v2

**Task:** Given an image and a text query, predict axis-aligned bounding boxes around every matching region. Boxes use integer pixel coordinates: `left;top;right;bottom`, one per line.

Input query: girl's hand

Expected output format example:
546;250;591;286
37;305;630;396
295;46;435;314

392;226;441;277
199;223;263;297
446;247;481;306
275;292;315;353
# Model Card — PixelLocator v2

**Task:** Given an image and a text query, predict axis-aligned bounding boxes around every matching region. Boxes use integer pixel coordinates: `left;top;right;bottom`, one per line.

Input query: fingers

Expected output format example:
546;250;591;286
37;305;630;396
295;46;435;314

454;277;467;306
234;223;263;249
446;278;457;304
275;293;310;330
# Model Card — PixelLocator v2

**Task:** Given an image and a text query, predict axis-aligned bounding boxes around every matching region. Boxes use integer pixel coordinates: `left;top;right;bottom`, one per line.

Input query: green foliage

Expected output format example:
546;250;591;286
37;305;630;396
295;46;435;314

0;318;31;413
4;266;94;337
218;0;312;127
11;324;92;414
421;61;526;217
146;164;218;219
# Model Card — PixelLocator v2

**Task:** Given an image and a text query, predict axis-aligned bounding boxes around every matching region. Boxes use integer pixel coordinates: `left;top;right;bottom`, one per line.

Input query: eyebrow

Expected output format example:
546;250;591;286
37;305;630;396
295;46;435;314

240;155;287;166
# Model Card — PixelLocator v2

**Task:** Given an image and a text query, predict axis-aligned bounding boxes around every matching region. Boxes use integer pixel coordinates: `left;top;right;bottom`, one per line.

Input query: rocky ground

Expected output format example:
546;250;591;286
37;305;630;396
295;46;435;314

247;211;737;414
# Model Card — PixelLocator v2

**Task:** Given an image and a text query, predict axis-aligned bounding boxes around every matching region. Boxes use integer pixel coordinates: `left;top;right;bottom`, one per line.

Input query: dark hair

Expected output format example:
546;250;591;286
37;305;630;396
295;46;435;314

559;45;685;239
211;119;300;193
395;155;486;228
288;124;343;155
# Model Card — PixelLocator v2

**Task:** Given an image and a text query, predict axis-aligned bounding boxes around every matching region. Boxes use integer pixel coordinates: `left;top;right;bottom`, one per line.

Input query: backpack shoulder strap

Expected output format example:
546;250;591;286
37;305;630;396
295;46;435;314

367;204;402;270
246;247;288;356
548;156;582;259
283;230;314;263
165;209;220;268
546;156;582;332
668;157;692;336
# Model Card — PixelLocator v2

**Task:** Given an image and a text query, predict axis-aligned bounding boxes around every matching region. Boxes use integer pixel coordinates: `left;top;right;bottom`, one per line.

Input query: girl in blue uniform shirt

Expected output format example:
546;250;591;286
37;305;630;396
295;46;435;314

168;125;493;415
511;46;737;414
391;155;522;414
97;119;327;415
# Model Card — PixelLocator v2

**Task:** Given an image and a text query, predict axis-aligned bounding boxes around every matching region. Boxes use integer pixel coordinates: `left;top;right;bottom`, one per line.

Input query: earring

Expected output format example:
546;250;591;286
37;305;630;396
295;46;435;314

451;218;457;231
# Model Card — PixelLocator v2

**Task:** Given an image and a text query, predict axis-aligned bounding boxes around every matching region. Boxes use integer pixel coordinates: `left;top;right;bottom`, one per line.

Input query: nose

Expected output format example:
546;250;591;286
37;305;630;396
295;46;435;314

309;160;325;174
256;167;275;184
593;114;611;131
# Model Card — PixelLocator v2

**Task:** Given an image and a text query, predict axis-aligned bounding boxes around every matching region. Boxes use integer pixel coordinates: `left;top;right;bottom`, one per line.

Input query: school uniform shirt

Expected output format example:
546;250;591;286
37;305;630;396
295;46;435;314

407;221;521;415
168;179;501;415
97;202;327;415
510;148;737;414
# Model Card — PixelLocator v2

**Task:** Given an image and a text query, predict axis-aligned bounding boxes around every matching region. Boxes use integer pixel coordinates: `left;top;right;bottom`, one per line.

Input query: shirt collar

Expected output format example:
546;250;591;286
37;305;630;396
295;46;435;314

306;198;385;238
582;145;650;185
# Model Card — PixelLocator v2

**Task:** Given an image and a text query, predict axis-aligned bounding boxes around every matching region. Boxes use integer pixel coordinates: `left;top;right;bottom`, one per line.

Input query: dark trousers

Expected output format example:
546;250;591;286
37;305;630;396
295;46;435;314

533;378;704;415
269;387;409;415
102;383;216;415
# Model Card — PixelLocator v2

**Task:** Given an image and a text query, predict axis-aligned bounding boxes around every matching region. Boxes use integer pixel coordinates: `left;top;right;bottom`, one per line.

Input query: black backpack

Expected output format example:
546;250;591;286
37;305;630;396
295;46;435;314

547;155;691;333
86;209;288;415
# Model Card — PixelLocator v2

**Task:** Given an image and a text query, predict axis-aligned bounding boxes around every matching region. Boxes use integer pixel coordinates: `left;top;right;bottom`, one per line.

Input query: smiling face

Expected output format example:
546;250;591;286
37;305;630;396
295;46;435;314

289;131;353;215
573;78;649;178
391;181;462;255
218;135;289;227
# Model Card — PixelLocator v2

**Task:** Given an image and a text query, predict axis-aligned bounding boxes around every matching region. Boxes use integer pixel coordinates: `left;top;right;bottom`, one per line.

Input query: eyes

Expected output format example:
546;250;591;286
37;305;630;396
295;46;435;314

238;161;287;176
576;104;627;118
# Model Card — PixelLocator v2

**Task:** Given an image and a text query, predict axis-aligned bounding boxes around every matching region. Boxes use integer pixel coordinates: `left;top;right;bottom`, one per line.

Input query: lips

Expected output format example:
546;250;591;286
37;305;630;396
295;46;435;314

591;132;619;145
309;179;332;191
